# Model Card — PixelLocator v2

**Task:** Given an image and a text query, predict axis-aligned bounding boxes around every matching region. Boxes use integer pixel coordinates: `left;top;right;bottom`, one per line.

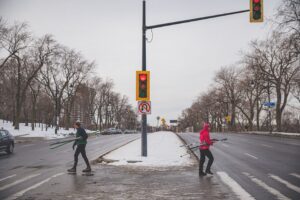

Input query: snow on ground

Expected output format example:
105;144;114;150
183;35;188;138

249;131;300;137
0;120;95;140
103;131;193;167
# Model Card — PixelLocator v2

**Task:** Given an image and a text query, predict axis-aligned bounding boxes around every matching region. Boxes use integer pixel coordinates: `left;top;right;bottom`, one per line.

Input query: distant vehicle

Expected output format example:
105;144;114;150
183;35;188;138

101;128;122;135
0;129;14;154
124;130;138;134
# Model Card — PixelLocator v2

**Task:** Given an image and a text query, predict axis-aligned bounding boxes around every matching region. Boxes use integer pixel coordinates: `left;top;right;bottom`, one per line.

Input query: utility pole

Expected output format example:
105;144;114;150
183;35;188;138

141;0;250;157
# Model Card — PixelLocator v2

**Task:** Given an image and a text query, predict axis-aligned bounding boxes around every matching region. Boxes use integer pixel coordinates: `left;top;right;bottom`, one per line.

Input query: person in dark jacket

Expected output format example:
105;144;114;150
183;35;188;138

68;122;91;173
199;123;214;176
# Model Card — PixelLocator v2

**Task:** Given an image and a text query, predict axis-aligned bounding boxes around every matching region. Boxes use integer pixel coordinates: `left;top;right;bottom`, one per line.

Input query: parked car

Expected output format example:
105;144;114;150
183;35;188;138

123;130;138;134
100;128;122;135
0;129;14;154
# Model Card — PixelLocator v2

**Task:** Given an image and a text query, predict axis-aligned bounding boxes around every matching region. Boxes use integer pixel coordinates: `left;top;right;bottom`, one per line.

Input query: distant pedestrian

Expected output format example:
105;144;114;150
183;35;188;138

199;123;214;176
68;122;91;173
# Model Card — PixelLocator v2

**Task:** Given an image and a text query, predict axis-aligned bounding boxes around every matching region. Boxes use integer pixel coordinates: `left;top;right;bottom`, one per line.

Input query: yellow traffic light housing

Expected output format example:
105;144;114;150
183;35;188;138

250;0;264;23
136;71;150;101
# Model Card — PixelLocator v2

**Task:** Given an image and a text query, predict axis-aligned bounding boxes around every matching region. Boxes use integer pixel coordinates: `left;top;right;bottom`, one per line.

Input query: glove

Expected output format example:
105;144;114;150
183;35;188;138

72;142;76;150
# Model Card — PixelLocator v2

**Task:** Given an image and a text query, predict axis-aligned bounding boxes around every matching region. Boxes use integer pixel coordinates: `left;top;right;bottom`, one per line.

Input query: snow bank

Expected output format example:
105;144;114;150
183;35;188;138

103;131;193;167
0;120;95;140
249;131;300;137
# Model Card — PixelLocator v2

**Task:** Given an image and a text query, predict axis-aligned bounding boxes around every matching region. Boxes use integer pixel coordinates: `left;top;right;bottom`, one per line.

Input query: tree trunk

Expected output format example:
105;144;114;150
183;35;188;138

15;60;21;130
31;98;37;131
276;86;282;132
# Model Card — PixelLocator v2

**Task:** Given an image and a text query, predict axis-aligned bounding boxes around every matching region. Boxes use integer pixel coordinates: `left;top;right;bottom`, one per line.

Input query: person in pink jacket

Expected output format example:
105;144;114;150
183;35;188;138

199;123;214;176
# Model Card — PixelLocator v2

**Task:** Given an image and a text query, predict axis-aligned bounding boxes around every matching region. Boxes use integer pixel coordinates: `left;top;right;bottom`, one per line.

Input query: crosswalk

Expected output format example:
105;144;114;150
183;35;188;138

0;172;64;200
217;171;300;200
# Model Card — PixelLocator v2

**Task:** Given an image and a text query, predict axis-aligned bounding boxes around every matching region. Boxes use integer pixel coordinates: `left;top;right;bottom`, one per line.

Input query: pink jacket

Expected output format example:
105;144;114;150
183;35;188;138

199;123;213;150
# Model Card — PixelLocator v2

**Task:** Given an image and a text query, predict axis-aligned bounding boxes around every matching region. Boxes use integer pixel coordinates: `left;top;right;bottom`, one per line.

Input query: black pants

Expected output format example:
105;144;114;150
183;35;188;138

73;144;90;169
199;149;214;173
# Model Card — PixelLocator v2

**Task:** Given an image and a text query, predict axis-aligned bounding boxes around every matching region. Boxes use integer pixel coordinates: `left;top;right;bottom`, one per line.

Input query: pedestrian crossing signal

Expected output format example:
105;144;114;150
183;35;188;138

250;0;263;23
136;71;150;101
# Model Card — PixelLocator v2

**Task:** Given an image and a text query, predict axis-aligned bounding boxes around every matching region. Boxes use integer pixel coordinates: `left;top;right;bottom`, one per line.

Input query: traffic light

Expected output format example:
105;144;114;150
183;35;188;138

250;0;263;23
136;71;150;101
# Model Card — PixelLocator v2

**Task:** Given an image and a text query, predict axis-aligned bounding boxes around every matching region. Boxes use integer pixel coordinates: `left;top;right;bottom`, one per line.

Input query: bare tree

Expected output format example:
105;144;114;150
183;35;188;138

215;66;242;131
0;22;30;71
249;32;299;131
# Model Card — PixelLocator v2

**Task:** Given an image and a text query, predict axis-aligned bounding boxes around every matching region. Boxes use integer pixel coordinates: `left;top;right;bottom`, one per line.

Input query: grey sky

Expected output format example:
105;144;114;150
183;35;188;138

0;0;282;126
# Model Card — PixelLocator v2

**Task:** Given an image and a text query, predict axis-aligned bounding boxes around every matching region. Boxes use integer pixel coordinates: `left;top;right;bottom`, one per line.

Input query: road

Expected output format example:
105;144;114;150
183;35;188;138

180;132;300;200
0;134;140;200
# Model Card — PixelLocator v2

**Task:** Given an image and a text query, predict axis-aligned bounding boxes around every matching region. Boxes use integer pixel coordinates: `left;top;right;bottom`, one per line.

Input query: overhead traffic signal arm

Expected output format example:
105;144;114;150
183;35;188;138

250;0;264;23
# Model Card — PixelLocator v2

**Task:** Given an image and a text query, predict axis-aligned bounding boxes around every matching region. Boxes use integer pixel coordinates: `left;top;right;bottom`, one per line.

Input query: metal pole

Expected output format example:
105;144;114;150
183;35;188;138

267;80;272;134
141;0;147;157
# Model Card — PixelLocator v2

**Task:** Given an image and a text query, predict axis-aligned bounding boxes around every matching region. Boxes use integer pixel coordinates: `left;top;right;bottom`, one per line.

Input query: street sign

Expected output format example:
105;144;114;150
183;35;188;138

263;102;275;108
225;115;231;123
138;101;151;115
170;120;178;123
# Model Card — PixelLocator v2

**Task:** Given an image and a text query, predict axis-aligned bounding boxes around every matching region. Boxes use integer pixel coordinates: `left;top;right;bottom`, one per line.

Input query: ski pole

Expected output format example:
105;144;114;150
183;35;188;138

50;140;73;149
49;139;75;146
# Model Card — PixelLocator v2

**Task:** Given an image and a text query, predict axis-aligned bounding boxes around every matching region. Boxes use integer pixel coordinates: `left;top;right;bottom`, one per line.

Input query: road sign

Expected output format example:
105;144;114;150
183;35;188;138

225;115;231;122
170;120;178;123
138;101;151;115
263;102;275;108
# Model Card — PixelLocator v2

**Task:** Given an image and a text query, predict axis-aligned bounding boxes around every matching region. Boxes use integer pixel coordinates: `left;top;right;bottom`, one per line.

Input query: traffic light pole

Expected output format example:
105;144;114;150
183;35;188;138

141;0;147;156
141;0;249;157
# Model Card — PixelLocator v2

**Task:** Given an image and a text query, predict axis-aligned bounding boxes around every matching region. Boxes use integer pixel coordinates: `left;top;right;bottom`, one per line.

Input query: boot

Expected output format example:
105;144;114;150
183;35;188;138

67;167;76;173
82;167;91;173
205;170;213;175
199;171;206;176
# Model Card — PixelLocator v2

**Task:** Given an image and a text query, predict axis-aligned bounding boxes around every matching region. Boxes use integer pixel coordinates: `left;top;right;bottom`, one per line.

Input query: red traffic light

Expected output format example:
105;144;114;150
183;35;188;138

136;71;150;101
139;74;147;81
253;0;260;3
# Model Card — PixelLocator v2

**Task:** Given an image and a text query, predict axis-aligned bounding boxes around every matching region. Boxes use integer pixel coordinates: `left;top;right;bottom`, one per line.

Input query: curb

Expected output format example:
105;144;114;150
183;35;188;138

175;133;199;162
91;137;140;165
212;131;300;139
246;132;300;139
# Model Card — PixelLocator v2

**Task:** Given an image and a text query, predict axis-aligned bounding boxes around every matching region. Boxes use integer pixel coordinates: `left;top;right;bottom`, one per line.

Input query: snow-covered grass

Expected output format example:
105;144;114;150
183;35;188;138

103;131;194;167
0;120;95;140
249;131;300;137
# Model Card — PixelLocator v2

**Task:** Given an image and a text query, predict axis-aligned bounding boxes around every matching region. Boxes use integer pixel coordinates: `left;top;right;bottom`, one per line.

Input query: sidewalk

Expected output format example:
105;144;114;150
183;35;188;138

23;164;238;200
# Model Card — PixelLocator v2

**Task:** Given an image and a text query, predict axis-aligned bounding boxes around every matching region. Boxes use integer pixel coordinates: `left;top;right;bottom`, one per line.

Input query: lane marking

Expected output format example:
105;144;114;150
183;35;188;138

269;174;300;193
261;144;272;148
290;173;300;180
0;174;40;192
244;153;258;160
217;171;255;200
4;172;64;200
243;172;290;200
0;174;17;183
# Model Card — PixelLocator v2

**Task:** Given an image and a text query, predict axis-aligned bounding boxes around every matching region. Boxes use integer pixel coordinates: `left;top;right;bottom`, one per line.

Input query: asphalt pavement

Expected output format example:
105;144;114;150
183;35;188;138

1;132;299;200
0;134;140;200
179;132;300;200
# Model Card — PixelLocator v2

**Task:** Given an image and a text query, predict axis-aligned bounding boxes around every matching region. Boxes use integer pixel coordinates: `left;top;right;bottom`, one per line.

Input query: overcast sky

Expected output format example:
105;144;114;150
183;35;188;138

0;0;282;126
